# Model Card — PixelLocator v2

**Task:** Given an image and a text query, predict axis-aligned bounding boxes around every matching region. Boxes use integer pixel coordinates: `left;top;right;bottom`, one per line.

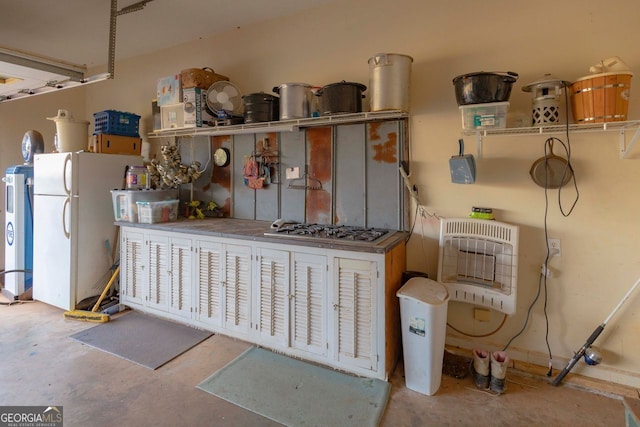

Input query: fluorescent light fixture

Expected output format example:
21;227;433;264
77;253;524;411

0;0;154;103
0;46;110;102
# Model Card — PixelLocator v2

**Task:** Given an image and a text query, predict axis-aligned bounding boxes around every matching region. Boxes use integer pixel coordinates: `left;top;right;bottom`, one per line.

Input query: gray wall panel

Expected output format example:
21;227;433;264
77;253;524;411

335;124;366;227
254;132;279;221
232;134;256;219
279;130;306;222
366;120;401;229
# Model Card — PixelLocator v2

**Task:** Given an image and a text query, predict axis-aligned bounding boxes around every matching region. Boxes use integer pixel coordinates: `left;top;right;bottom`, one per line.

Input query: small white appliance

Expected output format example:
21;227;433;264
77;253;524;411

32;152;140;310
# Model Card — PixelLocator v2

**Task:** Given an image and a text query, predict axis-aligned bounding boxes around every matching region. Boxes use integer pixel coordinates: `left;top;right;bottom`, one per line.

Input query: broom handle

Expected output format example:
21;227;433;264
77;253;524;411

92;265;120;312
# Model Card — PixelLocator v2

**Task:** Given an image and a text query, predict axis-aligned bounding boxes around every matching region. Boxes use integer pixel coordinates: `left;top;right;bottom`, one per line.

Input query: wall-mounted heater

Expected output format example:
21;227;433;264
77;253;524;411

437;218;519;315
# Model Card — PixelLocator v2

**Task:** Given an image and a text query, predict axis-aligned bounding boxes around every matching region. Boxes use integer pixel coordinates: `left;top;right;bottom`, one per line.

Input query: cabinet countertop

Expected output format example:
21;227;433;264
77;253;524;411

117;218;407;254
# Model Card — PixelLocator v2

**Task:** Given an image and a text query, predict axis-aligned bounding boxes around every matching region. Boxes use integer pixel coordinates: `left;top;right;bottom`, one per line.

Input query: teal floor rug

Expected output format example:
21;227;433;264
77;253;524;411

197;346;390;427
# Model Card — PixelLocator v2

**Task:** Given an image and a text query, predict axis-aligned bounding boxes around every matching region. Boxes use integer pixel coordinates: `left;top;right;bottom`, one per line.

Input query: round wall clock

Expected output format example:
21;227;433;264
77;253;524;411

214;147;230;167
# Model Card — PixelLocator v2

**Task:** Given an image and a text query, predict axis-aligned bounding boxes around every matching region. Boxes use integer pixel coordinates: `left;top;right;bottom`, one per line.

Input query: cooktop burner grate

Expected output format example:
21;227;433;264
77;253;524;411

265;223;393;244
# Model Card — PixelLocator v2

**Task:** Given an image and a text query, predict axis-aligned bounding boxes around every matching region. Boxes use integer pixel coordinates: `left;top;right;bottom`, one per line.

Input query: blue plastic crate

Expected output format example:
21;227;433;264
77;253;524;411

93;110;141;137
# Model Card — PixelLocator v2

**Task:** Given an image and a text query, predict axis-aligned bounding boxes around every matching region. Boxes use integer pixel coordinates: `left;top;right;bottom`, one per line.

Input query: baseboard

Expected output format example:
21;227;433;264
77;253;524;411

445;345;639;400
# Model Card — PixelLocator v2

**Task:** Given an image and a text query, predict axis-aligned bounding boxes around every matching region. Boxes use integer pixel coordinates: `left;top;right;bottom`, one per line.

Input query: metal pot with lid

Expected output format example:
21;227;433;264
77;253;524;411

243;92;279;123
453;71;519;106
273;83;313;120
315;81;367;116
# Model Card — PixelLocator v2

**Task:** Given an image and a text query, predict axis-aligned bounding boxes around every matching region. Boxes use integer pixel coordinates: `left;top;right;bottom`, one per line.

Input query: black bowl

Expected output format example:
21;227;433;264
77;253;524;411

453;72;518;106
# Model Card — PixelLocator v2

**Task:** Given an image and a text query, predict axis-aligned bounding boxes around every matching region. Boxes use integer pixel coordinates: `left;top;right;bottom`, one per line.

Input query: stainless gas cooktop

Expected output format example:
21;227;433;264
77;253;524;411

264;223;394;245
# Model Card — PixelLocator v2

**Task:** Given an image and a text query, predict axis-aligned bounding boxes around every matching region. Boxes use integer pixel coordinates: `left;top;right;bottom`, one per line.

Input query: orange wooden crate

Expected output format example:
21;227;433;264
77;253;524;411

569;73;632;123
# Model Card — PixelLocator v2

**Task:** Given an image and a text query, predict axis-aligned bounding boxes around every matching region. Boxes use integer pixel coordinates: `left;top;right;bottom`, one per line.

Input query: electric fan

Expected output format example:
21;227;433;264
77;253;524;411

437;218;519;315
206;81;244;121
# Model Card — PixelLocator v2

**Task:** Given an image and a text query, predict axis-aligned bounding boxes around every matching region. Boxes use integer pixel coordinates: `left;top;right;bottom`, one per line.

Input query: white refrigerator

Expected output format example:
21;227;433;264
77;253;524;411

33;152;141;310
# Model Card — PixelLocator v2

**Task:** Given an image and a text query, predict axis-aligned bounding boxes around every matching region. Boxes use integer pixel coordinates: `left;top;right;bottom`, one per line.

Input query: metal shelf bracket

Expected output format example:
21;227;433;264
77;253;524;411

463;120;640;160
620;126;640;159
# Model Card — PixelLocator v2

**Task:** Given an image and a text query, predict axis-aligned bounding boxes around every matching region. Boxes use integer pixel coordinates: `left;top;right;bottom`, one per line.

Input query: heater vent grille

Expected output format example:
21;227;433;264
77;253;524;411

438;218;519;315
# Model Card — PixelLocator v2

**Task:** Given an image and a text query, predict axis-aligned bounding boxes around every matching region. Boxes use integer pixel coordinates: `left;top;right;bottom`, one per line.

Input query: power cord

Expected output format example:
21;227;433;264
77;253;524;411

502;87;580;375
400;162;440;244
447;313;508;338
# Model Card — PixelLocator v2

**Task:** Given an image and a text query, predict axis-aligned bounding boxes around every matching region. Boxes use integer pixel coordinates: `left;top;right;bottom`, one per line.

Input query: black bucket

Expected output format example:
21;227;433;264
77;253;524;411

243;93;279;123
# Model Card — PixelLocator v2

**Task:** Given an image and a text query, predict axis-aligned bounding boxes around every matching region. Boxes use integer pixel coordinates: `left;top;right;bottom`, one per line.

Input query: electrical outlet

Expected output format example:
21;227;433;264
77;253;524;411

474;308;491;322
548;238;561;257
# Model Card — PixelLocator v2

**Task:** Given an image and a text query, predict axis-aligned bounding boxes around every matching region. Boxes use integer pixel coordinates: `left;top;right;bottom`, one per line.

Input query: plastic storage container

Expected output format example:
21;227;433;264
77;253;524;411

126;165;150;190
137;200;180;224
111;189;179;223
93;110;141;137
397;277;450;396
459;101;509;130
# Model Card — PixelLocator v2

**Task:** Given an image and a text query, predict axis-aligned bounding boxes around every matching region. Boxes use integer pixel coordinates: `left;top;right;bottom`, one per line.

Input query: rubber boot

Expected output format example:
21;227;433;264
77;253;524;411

490;351;510;394
470;349;490;389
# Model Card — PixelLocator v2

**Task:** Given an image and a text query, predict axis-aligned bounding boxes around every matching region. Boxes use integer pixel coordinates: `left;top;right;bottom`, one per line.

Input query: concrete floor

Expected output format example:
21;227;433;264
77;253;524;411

0;294;628;427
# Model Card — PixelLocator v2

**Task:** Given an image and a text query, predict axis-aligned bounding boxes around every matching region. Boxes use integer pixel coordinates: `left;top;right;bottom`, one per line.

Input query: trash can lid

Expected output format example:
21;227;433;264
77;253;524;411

396;277;449;305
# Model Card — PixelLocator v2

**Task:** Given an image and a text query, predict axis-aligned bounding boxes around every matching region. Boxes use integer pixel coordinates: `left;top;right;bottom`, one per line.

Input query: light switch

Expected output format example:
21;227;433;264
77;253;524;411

286;167;300;179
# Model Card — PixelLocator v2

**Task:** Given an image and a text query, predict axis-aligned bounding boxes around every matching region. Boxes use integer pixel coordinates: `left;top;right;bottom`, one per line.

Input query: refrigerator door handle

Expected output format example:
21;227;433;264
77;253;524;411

62;196;71;239
63;153;72;196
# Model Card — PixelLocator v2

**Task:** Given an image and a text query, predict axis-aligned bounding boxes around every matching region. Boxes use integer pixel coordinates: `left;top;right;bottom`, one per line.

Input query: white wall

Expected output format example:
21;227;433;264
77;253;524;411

2;0;640;387
0;88;85;283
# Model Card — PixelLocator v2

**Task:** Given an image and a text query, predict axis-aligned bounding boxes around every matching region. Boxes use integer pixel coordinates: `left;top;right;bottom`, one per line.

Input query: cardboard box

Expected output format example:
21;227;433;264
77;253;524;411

160;94;215;130
157;74;181;106
183;87;215;127
94;134;142;155
161;103;186;129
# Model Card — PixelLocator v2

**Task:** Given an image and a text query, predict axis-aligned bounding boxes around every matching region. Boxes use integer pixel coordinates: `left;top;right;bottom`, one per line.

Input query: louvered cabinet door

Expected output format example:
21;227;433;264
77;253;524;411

222;244;252;335
121;229;145;306
291;252;327;356
168;237;192;318
255;248;290;347
195;240;223;327
146;234;170;312
333;257;378;371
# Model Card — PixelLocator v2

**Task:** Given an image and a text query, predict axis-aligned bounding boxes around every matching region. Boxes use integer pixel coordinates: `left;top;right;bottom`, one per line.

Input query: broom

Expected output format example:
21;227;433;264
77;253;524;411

63;265;120;323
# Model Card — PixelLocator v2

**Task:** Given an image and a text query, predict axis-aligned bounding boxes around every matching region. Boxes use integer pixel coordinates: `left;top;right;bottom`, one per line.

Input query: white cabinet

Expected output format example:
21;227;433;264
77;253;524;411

195;240;223;328
255;247;290;347
168;236;192;319
119;225;405;380
121;229;145;306
254;249;329;355
221;243;253;336
194;239;253;336
146;233;169;312
291;252;327;357
120;229;192;321
333;257;378;372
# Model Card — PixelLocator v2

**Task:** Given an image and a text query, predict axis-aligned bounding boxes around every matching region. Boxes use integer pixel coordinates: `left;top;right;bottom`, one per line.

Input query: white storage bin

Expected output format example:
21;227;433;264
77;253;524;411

397;277;450;395
137;199;180;224
111;189;179;223
459;101;509;130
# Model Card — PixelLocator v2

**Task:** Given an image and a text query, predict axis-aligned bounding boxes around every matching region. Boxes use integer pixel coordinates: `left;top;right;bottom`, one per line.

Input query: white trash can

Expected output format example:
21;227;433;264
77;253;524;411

396;277;450;395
